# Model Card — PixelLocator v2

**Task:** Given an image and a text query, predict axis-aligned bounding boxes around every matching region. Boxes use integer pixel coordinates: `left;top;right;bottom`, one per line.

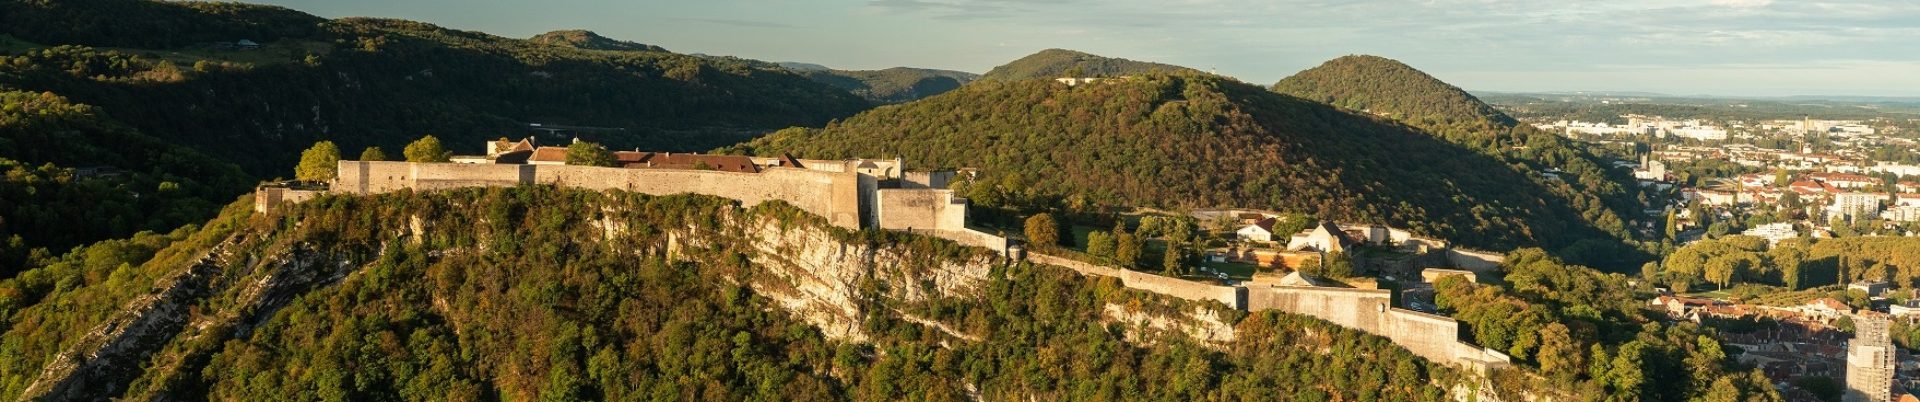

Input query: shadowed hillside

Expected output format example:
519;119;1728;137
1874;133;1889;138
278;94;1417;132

797;66;979;103
0;0;873;265
1275;55;1653;269
732;73;1625;253
0;0;871;176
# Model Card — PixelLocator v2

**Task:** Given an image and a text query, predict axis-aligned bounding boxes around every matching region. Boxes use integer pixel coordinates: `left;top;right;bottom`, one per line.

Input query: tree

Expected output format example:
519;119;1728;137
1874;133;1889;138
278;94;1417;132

1640;262;1659;280
1024;213;1060;249
404;135;451;162
1704;255;1741;290
1772;247;1806;290
1161;244;1187;277
1114;232;1141;268
1664;210;1678;241
358;146;388;161
295;140;340;181
1772;169;1790;187
1322;251;1354;279
565;141;616;167
1536;323;1584;385
1085;230;1114;259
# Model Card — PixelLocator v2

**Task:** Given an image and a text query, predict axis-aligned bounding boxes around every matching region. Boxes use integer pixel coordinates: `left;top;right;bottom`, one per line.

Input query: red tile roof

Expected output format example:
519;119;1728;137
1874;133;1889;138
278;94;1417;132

621;152;760;173
529;146;568;163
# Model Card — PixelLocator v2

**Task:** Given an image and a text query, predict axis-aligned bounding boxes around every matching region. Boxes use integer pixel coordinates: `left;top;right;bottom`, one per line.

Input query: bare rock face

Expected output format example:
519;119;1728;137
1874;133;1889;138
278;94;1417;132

731;217;994;342
1101;303;1237;346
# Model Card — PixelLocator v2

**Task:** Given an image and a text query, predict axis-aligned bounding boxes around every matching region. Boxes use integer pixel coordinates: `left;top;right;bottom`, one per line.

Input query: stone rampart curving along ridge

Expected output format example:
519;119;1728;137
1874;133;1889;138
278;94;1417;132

331;161;875;229
282;160;1506;374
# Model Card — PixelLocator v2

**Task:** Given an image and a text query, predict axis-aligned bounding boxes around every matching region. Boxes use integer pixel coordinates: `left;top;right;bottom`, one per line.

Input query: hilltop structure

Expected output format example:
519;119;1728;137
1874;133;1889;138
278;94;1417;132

256;138;1511;374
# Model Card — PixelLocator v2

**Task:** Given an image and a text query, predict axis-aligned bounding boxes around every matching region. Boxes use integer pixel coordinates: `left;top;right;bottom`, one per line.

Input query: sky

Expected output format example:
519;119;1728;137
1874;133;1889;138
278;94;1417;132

251;0;1920;97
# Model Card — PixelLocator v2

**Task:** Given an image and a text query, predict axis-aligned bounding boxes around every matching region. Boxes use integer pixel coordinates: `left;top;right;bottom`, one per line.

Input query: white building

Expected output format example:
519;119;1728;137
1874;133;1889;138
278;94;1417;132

1886;205;1920;223
1668;126;1729;141
1829;192;1884;221
1740;223;1799;245
1634;158;1668;181
1236;218;1278;243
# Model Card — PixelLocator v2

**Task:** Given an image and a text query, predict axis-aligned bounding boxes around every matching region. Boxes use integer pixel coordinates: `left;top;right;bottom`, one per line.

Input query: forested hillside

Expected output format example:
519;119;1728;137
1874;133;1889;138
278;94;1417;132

0;187;1464;401
1275;55;1653;268
731;74;1627;254
0;90;251;276
1439;249;1777;401
980;49;1197;81
0;0;869;175
796;67;978;103
0;0;872;272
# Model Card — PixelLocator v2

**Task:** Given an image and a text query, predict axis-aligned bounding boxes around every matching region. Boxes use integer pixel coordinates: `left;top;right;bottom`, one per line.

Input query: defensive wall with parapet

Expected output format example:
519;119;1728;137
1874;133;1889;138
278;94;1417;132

1023;250;1507;373
1244;284;1510;373
333;161;898;230
1026;253;1247;308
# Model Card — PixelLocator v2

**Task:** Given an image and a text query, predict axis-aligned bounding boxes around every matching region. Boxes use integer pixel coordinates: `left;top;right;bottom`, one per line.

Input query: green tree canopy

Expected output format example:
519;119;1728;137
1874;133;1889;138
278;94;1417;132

1085;230;1114;259
358;146;388;161
1023;213;1060;249
294;140;339;181
564;141;616;167
404;135;450;163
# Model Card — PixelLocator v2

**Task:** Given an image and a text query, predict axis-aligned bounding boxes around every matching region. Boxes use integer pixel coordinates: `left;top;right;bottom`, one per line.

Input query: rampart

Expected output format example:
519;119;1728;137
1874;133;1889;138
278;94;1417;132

875;189;968;231
1245;285;1511;373
1444;249;1506;273
253;186;323;213
1027;253;1247;309
334;161;867;229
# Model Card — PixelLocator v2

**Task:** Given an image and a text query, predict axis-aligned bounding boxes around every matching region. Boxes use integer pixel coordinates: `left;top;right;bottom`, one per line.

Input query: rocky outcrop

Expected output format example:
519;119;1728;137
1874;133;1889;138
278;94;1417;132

1101;303;1237;346
14;235;242;402
724;216;996;342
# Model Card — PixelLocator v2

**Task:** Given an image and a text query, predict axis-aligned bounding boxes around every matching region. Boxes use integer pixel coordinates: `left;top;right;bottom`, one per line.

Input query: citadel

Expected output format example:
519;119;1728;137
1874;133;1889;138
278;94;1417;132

259;138;1518;374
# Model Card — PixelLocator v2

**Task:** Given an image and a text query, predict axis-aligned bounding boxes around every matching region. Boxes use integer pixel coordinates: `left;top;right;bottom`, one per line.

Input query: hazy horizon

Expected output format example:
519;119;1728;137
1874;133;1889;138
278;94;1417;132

250;0;1920;98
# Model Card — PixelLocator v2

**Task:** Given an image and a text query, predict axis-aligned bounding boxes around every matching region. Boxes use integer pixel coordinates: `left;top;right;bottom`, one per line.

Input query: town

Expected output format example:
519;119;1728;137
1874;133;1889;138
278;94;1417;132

1524;109;1920;401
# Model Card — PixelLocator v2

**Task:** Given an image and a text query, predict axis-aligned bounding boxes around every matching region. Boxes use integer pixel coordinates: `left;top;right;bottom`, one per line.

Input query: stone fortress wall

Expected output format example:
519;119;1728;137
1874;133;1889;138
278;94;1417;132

283;159;1505;374
1026;253;1247;308
1243;285;1510;373
333;161;880;229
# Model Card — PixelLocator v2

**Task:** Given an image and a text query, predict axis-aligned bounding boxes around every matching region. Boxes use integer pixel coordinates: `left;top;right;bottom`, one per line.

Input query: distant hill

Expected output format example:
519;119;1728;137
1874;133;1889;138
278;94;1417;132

980;49;1196;81
527;29;666;52
1274;55;1513;126
775;61;831;71
732;73;1627;253
1275;55;1651;268
796;67;979;103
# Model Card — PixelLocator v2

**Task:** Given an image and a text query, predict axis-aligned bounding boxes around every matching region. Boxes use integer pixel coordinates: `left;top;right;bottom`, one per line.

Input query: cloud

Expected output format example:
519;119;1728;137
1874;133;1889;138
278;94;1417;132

1707;0;1772;8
